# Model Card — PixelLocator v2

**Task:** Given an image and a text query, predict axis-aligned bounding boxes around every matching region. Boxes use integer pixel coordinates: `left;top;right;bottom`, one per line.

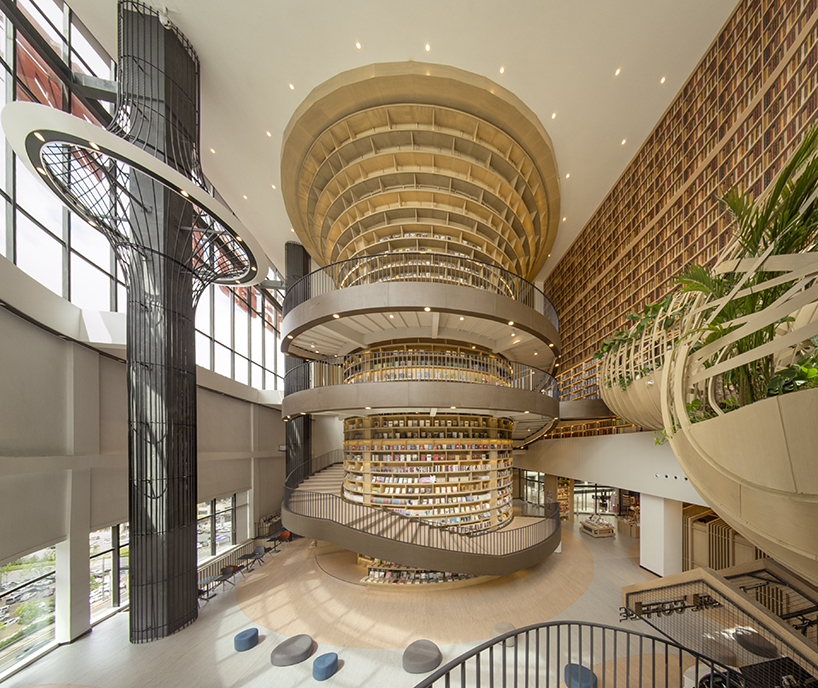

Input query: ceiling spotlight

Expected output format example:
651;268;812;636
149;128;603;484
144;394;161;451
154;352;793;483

615;68;621;76
389;314;394;318
555;362;560;367
89;141;100;151
243;195;248;199
660;76;666;84
471;346;476;349
565;173;570;179
551;113;556;119
266;131;272;138
365;406;371;410
459;316;464;321
425;43;431;51
310;343;315;348
287;335;294;339
179;189;189;198
524;410;529;414
291;228;295;232
499;66;505;74
34;131;44;142
289;83;295;90
251;266;257;271
534;352;538;356
210;148;215;154
36;166;46;175
562;217;566;222
332;313;340;319
356;41;361;49
89;220;97;227
450;406;456;409
271;184;276;189
621;139;627;145
511;333;516;337
548;343;554;347
424;306;431;312
508;321;514;326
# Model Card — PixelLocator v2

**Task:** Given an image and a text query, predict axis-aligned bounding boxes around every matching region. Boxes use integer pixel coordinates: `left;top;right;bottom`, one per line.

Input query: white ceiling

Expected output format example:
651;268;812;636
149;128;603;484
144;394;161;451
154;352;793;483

68;0;739;285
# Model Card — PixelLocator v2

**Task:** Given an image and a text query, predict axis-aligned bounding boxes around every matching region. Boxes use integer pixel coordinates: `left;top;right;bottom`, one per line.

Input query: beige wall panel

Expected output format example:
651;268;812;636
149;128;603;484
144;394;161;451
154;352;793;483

197;388;252;453
777;388;818;493
89;464;128;530
0;470;69;564
198;456;252;503
0;308;69;456
257;405;284;453
98;355;128;455
257;455;286;516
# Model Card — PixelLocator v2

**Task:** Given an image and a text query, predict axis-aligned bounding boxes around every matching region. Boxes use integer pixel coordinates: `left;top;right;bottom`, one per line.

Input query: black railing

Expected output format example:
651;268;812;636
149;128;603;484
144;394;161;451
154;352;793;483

284;451;560;556
284;252;559;331
284;350;559;399
413;621;761;688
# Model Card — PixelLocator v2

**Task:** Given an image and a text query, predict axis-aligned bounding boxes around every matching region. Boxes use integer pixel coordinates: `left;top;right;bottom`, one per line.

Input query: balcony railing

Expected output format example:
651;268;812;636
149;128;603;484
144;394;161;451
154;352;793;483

284;451;560;559
285;350;559;398
284;252;559;331
412;621;760;688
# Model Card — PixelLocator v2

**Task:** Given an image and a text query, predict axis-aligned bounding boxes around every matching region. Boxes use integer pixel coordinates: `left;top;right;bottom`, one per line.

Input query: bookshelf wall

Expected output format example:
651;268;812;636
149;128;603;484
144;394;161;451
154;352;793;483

545;0;818;371
343;412;514;532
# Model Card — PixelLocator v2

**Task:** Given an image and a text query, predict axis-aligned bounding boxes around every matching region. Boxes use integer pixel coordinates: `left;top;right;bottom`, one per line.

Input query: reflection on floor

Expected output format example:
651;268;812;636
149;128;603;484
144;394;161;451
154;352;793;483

5;521;656;688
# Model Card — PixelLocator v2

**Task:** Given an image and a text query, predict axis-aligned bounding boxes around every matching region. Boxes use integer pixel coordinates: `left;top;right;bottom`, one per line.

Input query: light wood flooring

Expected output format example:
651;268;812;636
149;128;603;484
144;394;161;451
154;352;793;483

5;522;658;688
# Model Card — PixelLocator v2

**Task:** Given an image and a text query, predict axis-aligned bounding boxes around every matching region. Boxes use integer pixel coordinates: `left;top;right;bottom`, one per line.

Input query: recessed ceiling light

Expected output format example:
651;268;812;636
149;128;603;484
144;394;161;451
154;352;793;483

499;66;504;74
508;321;514;326
287;335;294;339
562;217;566;222
615;68;621;76
459;316;464;321
271;184;276;189
389;314;394;318
472;346;476;349
365;406;371;410
511;333;516;337
548;253;551;257
555;362;560;366
450;406;456;409
36;166;46;175
425;43;431;51
548;343;554;347
565;173;570;179
534;352;538;356
89;141;99;151
291;228;295;232
251;266;257;271
266;131;271;137
34;131;44;142
332;313;340;319
310;343;315;348
524;411;529;414
621;139;627;145
356;41;361;50
551;113;556;119
660;76;666;84
289;83;295;90
243;195;247;199
89;220;97;227
424;306;431;312
210;148;215;154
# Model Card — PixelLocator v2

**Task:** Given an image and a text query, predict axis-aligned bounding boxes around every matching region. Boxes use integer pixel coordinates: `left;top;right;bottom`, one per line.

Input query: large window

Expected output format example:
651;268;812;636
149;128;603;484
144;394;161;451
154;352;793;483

0;545;56;673
196;494;244;564
2;0;285;391
89;523;129;623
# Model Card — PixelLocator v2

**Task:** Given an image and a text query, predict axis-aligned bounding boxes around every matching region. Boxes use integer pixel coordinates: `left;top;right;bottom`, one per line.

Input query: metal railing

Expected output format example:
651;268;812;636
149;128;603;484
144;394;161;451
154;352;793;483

283;450;560;557
284;252;559;331
285;350;559;398
413;621;760;688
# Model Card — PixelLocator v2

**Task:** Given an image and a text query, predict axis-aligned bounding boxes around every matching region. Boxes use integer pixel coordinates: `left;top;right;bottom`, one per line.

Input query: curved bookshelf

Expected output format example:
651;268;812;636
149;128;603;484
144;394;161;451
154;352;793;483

343;412;514;532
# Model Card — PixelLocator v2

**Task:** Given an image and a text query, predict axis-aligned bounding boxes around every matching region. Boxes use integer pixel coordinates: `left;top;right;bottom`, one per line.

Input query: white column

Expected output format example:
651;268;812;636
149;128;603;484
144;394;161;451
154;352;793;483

639;493;683;577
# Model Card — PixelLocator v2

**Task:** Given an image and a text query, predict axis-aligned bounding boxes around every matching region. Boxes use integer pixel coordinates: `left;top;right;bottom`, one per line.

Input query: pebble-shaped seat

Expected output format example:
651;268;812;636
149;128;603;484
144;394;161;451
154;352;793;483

564;663;598;688
271;634;315;666
403;639;442;674
313;652;338;681
234;628;259;652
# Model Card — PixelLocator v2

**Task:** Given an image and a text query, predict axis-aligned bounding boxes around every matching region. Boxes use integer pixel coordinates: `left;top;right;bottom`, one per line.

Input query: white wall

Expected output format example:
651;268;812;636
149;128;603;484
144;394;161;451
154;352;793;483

514;432;707;506
312;414;344;456
640;494;683;576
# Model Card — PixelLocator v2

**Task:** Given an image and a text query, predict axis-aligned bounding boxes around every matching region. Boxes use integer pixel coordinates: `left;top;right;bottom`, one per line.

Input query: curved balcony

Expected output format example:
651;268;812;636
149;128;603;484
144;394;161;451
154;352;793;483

282;451;562;576
285;252;558;328
282;350;560;423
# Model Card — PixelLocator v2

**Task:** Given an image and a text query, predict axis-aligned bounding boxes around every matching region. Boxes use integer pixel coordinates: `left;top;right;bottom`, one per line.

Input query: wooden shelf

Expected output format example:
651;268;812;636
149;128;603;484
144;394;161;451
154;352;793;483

344;412;514;532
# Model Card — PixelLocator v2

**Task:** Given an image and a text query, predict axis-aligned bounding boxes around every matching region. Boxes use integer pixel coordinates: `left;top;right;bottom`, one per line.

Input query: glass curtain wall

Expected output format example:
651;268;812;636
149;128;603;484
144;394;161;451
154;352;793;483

196;494;240;564
1;0;284;390
89;523;129;623
0;545;56;673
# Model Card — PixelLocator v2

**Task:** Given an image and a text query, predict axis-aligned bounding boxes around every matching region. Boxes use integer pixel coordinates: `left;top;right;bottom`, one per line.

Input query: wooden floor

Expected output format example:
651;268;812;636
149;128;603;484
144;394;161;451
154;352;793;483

5;521;659;688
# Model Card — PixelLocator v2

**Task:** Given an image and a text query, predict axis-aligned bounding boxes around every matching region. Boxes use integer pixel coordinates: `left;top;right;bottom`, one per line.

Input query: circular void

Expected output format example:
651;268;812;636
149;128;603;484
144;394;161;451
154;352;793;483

281;62;560;281
2;101;270;288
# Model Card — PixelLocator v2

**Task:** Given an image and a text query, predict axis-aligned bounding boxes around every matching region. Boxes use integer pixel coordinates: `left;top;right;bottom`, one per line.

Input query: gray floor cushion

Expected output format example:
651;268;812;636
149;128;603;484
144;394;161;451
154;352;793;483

270;634;315;666
403;639;442;674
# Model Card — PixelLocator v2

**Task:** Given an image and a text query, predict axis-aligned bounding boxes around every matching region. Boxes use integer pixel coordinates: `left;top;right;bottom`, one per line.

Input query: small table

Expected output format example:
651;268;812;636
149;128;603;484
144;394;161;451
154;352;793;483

580;519;615;538
198;575;220;599
237;553;258;571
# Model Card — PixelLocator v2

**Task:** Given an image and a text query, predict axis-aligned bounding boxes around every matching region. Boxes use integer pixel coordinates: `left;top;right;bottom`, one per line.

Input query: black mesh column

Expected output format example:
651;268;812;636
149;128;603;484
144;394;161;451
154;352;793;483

122;4;200;643
284;242;311;476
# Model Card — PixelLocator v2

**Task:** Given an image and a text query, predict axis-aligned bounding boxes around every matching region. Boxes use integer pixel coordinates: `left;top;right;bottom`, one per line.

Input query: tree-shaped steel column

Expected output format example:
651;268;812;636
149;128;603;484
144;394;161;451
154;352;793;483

2;0;268;642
